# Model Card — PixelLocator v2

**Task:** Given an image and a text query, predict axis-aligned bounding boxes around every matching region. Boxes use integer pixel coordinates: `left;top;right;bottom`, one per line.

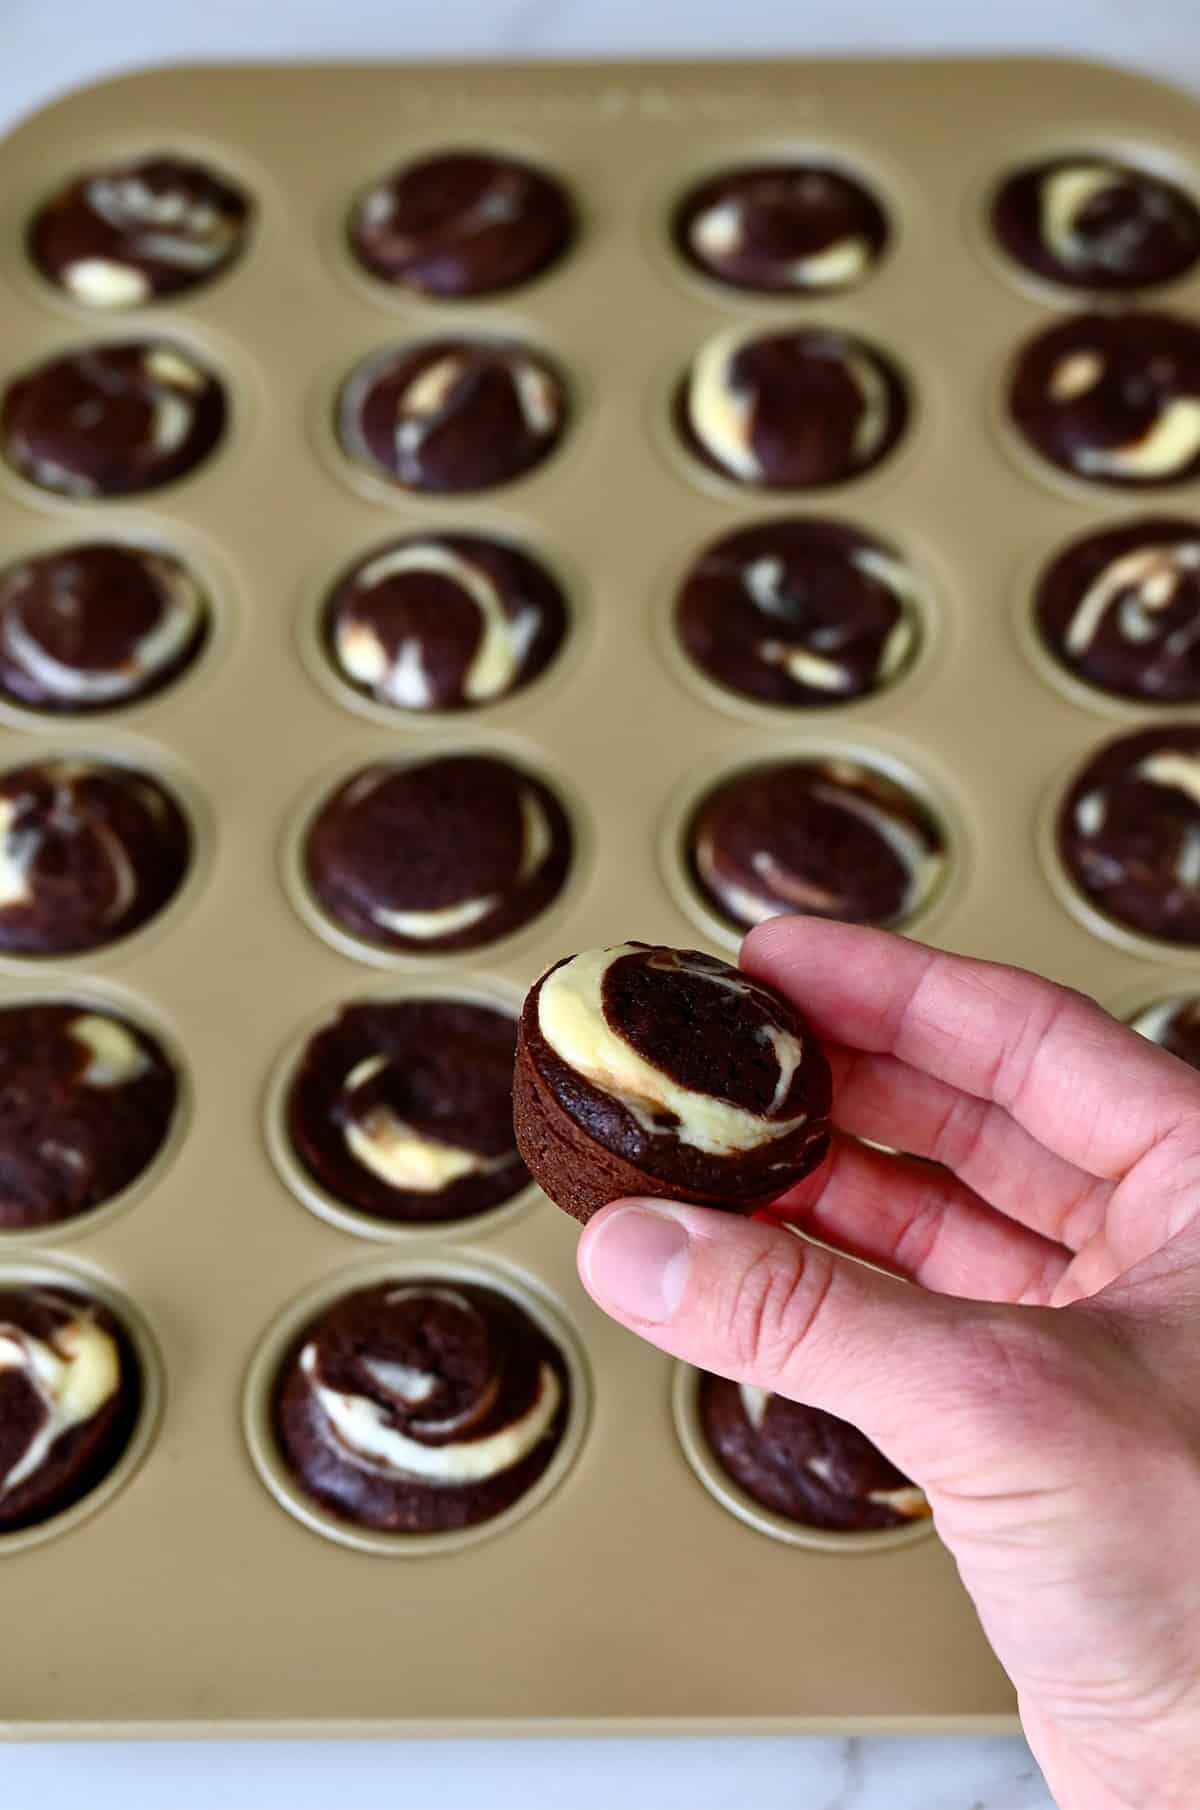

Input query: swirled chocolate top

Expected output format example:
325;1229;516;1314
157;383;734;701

1057;724;1200;943
273;1280;569;1533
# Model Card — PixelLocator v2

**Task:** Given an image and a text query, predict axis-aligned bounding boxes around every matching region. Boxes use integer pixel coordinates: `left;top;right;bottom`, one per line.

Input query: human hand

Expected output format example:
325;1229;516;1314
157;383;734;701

576;918;1200;1810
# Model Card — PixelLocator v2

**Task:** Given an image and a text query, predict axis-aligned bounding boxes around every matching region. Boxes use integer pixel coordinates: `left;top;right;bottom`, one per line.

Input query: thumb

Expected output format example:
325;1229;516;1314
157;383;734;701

577;1197;1068;1490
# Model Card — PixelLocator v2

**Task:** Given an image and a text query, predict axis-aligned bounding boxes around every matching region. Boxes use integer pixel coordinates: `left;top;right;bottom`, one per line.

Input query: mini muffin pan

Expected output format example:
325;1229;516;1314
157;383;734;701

1;55;1198;1738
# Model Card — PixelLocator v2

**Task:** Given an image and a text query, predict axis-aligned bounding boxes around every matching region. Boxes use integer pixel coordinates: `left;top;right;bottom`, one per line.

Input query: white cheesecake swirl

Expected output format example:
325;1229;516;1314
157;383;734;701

0;1301;121;1494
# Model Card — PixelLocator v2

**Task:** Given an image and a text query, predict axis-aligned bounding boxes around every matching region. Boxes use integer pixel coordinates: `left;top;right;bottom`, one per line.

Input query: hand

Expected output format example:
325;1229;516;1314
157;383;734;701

576;917;1200;1810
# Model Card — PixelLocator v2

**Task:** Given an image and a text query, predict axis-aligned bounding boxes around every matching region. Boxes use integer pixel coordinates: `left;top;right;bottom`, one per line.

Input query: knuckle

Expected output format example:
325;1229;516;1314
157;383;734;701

717;1241;836;1380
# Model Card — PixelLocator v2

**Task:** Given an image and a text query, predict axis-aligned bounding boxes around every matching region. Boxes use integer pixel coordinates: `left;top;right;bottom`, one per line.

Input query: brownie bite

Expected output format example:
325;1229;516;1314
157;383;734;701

687;757;945;935
1057;724;1200;944
1008;311;1200;488
349;150;574;297
29;155;250;308
1128;994;1200;1071
0;1004;176;1231
285;998;529;1225
0;543;208;714
677;325;907;490
674;163;888;294
323;534;566;713
0;758;191;956
675;517;921;707
273;1280;569;1533
0;1285;141;1533
303;753;571;955
338;338;566;494
991;156;1200;293
1034;517;1200;703
1;341;226;498
698;1374;929;1533
513;942;831;1224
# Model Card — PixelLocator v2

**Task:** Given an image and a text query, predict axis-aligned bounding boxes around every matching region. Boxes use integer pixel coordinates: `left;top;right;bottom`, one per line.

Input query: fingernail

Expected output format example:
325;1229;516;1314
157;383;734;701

582;1204;690;1325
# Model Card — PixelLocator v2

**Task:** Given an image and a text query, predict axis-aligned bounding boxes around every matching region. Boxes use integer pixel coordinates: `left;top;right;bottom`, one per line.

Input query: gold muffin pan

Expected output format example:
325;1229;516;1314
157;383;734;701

0;57;1198;1738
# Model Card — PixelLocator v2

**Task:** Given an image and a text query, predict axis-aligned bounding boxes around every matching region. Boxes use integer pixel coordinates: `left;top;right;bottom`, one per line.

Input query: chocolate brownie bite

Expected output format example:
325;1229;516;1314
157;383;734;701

0;543;208;715
991;156;1200;293
677;325;907;490
285;998;528;1225
273;1280;569;1533
674;163;888;294
303;753;571;955
29;156;250;308
338;338;566;494
1034;517;1200;703
1128;994;1200;1071
0;758;191;956
0;1284;141;1533
1;341;226;498
698;1374;928;1533
1008;311;1200;488
687;757;945;935
513;943;831;1224
323;534;566;713
349;150;574;297
0;1004;176;1231
1057;725;1200;944
675;517;921;707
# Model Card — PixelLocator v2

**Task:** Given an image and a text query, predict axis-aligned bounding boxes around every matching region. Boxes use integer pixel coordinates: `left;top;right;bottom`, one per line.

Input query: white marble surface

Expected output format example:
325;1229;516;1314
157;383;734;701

3;3;1197;1804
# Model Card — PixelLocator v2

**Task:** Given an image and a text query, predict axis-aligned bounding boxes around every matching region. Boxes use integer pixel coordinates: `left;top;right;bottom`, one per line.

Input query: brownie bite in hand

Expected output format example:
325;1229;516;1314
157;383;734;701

273;1279;569;1534
0;1284;141;1533
699;1373;928;1534
513;942;831;1224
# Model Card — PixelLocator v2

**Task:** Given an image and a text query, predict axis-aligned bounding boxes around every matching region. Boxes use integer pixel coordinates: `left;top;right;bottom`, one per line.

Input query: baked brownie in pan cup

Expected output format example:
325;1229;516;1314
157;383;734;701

2;127;278;323
27;151;253;310
992;308;1200;504
242;1250;590;1557
0;978;189;1247
0;532;215;723
342;142;577;302
263;975;540;1244
281;737;590;973
671;1364;933;1555
0;739;212;975
648;134;910;309
0;319;259;518
1009;513;1200;720
299;520;584;732
651;319;929;508
1039;722;1200;963
970;137;1200;305
0;1253;163;1556
329;330;571;503
655;510;936;725
670;157;890;298
661;737;961;956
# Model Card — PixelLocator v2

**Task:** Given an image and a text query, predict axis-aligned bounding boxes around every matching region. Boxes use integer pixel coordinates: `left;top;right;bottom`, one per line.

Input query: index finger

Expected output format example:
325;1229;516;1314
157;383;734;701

742;917;1200;1183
